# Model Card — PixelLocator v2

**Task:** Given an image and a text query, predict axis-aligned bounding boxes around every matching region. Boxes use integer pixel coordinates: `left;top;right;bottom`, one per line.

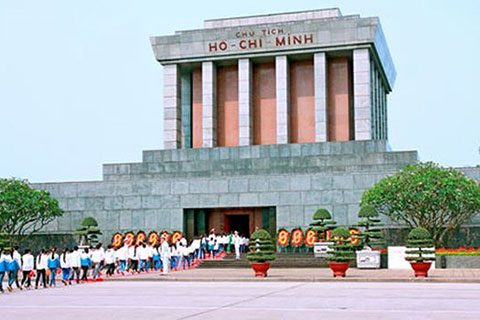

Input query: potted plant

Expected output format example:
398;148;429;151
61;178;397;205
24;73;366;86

327;227;355;277
355;205;385;268
309;208;336;241
247;229;276;277
309;208;336;258
75;217;102;246
405;227;435;277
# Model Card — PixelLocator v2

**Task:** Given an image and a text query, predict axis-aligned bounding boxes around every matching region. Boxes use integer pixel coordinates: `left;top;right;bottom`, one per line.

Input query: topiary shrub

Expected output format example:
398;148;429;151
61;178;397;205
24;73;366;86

356;205;385;249
405;227;435;263
75;216;102;246
247;229;276;263
327;227;355;263
309;208;336;241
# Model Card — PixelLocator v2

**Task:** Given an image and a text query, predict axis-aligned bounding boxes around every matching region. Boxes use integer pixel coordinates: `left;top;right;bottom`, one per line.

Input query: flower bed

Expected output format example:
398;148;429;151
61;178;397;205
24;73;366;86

435;247;480;268
436;247;480;256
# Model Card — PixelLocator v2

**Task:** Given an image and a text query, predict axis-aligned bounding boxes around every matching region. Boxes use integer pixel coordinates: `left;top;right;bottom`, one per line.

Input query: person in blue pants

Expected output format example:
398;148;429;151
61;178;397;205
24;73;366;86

0;249;7;293
152;245;161;271
4;250;18;292
47;248;60;287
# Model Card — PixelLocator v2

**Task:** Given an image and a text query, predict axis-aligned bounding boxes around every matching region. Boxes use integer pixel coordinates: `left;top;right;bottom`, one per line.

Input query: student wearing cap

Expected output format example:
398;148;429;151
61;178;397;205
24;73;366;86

233;231;241;260
159;236;170;275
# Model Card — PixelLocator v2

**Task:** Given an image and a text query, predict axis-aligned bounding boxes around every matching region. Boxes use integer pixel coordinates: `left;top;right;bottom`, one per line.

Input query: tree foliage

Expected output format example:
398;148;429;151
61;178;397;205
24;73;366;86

309;208;336;241
361;162;480;247
75;216;102;246
247;229;276;263
0;178;63;247
356;205;385;249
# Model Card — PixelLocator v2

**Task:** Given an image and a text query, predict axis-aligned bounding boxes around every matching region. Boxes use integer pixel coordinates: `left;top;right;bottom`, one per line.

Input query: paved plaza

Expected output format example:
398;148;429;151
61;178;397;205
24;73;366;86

109;267;480;283
1;281;479;319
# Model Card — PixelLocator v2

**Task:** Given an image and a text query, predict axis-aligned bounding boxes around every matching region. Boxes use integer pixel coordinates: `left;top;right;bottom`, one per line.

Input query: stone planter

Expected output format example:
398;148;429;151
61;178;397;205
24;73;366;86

356;250;381;269
436;255;480;269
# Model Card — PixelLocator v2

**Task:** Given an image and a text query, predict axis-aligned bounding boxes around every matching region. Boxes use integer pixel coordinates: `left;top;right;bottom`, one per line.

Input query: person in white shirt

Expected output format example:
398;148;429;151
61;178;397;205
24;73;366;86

91;243;105;280
233;231;242;260
104;245;116;277
21;249;34;288
116;243;128;275
200;236;207;260
191;238;201;261
69;246;81;284
137;243;149;272
12;246;22;289
35;249;48;289
146;244;154;272
208;230;217;258
151;245;161;271
159;236;170;275
60;248;71;286
0;249;6;293
128;245;139;273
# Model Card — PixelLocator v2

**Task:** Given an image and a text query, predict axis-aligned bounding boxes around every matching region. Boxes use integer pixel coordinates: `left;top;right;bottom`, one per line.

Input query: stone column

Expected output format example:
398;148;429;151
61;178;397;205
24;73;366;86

314;52;327;142
202;61;217;148
353;49;372;140
181;72;192;148
371;63;377;140
238;58;252;146
276;55;289;144
163;64;181;149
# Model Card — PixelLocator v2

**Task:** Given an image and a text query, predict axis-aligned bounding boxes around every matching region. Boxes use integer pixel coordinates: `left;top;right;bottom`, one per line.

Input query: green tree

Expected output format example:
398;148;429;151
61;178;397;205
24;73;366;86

405;227;435;263
309;208;336;241
356;205;385;249
0;178;63;247
75;216;102;246
247;229;276;263
361;162;480;247
327;227;355;262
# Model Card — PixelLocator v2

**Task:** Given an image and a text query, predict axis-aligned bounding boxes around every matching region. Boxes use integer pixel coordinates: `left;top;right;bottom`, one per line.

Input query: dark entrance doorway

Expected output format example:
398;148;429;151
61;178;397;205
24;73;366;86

183;207;276;240
225;214;250;237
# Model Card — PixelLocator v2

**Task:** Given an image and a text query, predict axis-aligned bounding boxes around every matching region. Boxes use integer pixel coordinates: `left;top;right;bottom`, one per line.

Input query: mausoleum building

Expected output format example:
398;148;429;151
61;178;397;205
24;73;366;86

33;9;480;242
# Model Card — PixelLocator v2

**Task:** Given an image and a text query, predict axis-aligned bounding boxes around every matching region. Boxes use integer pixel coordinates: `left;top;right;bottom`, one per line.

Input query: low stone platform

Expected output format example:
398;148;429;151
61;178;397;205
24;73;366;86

199;253;335;268
107;267;480;283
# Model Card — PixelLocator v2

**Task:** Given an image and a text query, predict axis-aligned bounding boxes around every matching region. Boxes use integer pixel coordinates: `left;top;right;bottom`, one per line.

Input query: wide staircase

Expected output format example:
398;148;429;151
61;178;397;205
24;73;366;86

198;252;331;268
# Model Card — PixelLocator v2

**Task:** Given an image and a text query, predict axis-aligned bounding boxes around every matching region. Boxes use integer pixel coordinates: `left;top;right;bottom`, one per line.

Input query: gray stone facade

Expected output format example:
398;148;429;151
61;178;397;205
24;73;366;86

33;140;425;243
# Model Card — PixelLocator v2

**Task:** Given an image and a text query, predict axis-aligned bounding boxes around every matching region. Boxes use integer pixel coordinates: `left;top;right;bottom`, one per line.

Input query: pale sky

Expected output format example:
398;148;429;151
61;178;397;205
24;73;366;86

0;0;479;183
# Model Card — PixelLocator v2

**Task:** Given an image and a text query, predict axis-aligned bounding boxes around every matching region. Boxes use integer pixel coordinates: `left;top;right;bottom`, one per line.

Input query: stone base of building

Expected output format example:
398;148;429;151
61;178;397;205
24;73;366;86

32;140;479;244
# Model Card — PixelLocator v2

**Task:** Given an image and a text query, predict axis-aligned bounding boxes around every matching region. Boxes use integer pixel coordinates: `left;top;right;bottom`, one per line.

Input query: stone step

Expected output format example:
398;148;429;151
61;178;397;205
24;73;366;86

198;253;342;268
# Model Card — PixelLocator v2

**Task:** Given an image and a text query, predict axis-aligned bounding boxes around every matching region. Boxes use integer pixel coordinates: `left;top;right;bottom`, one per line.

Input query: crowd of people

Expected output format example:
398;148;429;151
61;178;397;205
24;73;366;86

0;229;249;293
